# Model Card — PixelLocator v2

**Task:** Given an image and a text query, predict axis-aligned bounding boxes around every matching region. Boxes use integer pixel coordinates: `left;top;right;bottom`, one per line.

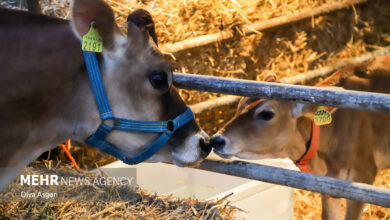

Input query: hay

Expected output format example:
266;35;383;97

0;162;239;220
294;170;390;220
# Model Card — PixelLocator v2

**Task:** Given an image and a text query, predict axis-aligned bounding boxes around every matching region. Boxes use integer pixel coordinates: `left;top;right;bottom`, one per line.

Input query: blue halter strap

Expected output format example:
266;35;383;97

82;50;195;165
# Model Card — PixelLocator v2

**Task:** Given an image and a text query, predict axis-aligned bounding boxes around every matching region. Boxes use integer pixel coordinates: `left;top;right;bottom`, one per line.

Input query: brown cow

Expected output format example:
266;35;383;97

0;0;211;192
210;55;390;220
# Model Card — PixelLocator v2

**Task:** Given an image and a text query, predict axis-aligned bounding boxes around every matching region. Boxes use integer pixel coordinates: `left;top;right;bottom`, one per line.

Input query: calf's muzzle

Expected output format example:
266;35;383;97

210;135;227;151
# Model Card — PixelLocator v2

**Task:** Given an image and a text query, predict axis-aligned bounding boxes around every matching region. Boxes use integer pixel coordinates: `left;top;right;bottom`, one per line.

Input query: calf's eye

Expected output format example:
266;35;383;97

256;110;274;120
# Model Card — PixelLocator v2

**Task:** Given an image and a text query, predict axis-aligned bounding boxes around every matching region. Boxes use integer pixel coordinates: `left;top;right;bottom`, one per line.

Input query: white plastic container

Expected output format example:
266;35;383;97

99;156;297;220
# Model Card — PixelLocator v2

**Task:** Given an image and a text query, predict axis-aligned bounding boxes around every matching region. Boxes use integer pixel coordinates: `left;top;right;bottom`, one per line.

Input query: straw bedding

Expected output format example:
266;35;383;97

1;0;389;219
0;163;237;219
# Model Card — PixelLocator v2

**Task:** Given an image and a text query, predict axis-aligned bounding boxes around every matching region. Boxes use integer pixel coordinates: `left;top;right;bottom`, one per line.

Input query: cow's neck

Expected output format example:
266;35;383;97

0;9;101;168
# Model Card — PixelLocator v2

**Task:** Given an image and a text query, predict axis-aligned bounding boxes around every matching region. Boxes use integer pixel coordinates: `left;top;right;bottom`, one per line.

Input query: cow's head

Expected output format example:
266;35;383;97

71;0;210;166
210;75;316;161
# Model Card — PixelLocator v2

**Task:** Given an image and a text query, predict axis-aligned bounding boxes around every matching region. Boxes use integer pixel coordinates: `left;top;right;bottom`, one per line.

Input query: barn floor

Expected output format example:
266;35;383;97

1;0;390;219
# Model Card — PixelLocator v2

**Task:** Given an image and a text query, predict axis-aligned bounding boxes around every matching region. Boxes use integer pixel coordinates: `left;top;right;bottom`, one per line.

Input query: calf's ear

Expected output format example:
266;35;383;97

236;73;278;112
291;103;317;118
237;97;258;113
263;73;278;82
71;0;116;49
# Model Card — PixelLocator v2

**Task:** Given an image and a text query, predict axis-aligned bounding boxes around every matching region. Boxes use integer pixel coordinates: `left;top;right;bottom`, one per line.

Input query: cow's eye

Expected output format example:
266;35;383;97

256;110;274;121
148;70;169;91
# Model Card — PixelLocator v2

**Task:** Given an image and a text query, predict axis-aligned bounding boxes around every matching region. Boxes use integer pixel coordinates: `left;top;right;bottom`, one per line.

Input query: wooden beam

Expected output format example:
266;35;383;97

190;95;240;114
188;47;390;114
282;46;390;84
161;0;368;53
196;159;390;208
173;72;390;113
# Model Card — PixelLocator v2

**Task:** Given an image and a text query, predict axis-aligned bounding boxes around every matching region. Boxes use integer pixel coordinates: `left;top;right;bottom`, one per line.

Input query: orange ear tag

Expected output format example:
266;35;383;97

314;106;332;126
82;22;103;53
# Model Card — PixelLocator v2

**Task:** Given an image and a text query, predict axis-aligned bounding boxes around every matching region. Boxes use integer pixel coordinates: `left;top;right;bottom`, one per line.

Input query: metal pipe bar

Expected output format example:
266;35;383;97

173;73;390;113
196;159;390;208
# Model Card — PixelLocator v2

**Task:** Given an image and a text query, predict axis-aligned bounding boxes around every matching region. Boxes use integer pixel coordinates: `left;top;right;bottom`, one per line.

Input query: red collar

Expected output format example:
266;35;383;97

294;121;320;173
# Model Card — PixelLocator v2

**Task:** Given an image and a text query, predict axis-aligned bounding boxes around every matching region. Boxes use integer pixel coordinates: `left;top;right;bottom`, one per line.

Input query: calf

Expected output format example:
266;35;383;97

210;55;390;220
0;0;210;192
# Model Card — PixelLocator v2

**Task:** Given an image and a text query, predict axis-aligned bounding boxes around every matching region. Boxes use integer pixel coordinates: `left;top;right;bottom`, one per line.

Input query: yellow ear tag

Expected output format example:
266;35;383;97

82;22;103;53
314;106;332;126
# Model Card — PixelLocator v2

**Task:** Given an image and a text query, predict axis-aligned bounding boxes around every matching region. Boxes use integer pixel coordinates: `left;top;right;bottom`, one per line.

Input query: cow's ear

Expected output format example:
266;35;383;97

127;9;158;46
71;0;116;49
291;103;317;118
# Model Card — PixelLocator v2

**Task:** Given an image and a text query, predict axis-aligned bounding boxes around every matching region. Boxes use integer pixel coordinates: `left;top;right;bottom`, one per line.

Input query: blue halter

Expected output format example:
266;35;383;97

82;50;195;165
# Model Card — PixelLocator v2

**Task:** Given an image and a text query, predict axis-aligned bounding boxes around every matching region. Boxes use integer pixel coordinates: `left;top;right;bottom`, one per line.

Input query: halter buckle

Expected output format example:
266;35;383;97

102;118;115;130
167;120;175;131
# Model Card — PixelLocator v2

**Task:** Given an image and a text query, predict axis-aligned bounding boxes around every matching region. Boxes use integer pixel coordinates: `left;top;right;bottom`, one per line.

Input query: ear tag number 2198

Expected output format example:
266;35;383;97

82;22;103;53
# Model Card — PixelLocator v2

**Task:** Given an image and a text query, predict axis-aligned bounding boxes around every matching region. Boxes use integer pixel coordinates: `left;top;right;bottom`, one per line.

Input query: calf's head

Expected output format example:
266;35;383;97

71;0;210;166
211;76;315;160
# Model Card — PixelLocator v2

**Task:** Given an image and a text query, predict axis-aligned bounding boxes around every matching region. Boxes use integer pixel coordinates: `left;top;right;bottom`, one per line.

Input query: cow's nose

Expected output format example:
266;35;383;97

210;135;226;151
199;137;211;158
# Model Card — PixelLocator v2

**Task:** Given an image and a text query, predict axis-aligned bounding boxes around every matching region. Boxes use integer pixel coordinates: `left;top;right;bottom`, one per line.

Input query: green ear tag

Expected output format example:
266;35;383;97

314;106;332;126
82;22;103;53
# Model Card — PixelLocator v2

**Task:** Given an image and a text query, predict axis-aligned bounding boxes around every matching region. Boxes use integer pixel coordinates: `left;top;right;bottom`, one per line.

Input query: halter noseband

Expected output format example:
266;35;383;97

82;50;194;165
